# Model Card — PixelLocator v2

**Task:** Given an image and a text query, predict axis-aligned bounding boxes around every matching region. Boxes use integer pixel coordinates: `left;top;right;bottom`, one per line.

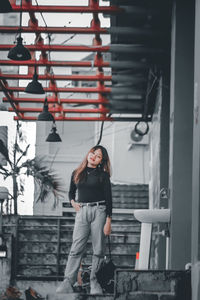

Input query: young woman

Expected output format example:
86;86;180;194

56;145;112;294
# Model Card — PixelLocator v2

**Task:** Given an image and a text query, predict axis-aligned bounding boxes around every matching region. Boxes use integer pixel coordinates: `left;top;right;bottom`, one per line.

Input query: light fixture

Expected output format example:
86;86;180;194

46;122;62;142
0;0;13;12
37;97;54;121
0;235;7;259
7;0;31;61
8;36;31;61
135;121;149;136
130;129;143;142
0;244;7;258
25;65;45;94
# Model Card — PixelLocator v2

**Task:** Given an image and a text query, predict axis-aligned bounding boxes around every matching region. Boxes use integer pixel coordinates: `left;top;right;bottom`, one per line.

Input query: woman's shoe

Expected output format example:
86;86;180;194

25;287;44;300
56;278;74;294
90;280;103;295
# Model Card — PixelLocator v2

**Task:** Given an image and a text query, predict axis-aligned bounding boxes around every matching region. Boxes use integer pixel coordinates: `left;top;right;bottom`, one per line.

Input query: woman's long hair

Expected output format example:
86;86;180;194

73;145;111;184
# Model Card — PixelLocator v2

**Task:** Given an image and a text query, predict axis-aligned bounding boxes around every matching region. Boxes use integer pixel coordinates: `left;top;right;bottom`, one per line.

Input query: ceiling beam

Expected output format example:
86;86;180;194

0;59;110;68
0;44;165;54
8;107;110;114
13;116;149;122
0;73;112;82
0;44;110;52
10;3;123;14
0;26;108;35
3;97;109;105
0;60;150;70
1;86;111;93
0;26;162;38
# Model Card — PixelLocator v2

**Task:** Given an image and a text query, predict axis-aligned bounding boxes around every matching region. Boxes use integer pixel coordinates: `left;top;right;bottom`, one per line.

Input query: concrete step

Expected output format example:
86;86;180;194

114;269;191;300
47;293;113;300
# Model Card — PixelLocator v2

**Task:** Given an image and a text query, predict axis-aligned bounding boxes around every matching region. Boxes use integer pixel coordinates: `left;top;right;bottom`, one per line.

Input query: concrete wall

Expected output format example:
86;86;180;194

115;269;191;300
192;0;200;299
33;121;95;215
168;0;194;270
95;122;150;185
33;120;150;215
148;80;162;270
148;81;162;211
0;235;12;292
148;77;170;270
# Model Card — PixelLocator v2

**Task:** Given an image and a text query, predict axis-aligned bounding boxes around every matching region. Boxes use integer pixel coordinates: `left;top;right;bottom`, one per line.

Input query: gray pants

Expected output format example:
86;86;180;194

64;204;106;285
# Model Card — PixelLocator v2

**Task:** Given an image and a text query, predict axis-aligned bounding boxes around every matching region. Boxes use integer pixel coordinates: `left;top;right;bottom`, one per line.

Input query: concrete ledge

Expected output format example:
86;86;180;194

114;269;191;300
47;293;113;300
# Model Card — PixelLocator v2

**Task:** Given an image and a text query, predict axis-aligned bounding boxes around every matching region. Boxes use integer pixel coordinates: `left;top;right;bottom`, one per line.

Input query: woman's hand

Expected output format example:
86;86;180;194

71;200;81;212
104;217;112;235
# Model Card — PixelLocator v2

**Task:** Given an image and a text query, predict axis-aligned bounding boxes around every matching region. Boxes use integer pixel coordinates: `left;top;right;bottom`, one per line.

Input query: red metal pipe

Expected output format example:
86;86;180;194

9;107;109;113
10;4;123;14
13;116;150;122
3;97;109;104
89;1;107;118
0;73;112;81
0;44;110;52
0;60;110;68
0;26;108;34
0;25;161;37
90;0;102;47
14;116;113;121
2;86;111;93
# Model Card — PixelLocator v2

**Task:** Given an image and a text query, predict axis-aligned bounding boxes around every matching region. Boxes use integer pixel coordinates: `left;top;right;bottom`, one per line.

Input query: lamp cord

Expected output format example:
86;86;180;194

96;113;112;145
96;121;104;145
19;0;22;35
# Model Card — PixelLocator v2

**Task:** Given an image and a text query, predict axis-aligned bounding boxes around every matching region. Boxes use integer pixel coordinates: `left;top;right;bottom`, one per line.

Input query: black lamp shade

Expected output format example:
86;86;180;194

7;36;31;61
25;68;45;94
37;98;54;121
0;0;13;12
46;126;62;142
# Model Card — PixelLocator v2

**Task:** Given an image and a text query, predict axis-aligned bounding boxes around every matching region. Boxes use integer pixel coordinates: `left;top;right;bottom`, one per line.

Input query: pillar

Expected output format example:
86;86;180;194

192;0;200;299
169;0;194;269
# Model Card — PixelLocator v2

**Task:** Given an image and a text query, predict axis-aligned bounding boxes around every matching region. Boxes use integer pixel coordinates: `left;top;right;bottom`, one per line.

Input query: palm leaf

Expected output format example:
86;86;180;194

16;144;30;165
23;156;65;205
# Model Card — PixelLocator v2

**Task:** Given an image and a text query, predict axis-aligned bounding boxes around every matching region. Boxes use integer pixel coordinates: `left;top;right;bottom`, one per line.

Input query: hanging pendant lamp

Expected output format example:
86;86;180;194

7;0;31;61
46;122;62;142
8;36;31;61
37;97;54;121
25;65;45;94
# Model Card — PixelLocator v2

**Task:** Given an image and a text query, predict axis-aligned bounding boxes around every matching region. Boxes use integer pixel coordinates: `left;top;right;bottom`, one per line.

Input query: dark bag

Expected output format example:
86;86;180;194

96;236;116;293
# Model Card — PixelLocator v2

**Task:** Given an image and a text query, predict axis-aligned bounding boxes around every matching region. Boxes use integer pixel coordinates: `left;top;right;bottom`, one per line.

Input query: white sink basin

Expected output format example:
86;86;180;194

134;209;170;223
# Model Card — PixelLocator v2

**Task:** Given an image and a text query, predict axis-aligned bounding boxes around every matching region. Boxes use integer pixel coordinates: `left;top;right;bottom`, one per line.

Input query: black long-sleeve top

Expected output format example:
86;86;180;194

68;167;112;217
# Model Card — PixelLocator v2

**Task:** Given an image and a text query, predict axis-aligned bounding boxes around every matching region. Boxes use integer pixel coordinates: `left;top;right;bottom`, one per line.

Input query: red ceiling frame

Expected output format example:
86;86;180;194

2;97;109;105
0;72;112;82
0;60;110;68
9;0;123;14
0;44;110;52
0;0;137;122
0;26;109;35
4;86;111;93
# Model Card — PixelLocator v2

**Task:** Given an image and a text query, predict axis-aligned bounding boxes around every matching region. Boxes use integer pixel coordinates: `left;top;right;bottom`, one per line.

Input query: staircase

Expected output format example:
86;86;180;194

10;212;140;280
2;181;192;300
114;269;191;300
47;269;191;300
